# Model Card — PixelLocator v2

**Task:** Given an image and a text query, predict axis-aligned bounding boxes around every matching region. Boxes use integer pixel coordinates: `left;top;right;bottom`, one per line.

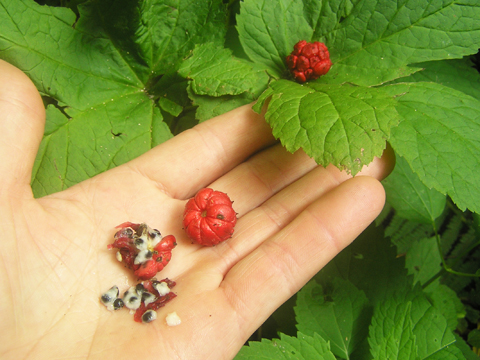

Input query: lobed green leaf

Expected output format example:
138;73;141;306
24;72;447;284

234;333;336;360
295;279;372;359
386;82;480;213
178;42;260;97
369;300;418;360
255;79;400;175
369;285;463;359
323;0;480;86
390;58;480;101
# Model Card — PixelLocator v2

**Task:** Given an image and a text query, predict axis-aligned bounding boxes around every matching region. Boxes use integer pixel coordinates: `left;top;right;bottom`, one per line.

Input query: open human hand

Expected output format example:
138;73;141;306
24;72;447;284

0;60;393;360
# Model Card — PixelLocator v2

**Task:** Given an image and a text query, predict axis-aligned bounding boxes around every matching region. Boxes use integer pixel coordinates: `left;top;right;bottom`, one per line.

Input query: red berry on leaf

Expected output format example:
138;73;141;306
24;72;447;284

183;188;237;246
286;40;332;83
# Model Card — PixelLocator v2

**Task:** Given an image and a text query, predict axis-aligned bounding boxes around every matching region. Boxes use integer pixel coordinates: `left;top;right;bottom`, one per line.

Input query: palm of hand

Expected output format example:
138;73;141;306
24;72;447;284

0;60;390;360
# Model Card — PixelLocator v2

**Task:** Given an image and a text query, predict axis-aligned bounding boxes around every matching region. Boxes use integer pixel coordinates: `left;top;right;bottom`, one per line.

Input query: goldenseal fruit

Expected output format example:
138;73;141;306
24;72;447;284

108;222;177;280
183;188;237;246
286;40;332;83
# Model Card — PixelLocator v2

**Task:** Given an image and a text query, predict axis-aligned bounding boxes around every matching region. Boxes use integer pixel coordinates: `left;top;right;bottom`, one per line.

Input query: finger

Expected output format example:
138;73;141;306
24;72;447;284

0;60;45;190
207;145;393;267
221;176;385;337
127;103;275;199
210;144;318;215
211;142;395;217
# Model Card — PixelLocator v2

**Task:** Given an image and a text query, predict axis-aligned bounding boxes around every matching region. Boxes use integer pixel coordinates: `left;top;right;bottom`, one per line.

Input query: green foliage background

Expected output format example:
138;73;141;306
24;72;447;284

1;0;480;358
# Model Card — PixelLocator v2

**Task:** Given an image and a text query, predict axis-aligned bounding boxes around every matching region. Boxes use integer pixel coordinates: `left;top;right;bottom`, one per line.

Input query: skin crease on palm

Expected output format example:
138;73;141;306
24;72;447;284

0;59;394;360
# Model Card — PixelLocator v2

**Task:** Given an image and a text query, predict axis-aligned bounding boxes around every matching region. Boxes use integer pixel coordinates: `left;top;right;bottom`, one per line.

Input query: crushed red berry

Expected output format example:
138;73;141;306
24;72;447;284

102;222;178;323
108;222;177;280
286;40;332;83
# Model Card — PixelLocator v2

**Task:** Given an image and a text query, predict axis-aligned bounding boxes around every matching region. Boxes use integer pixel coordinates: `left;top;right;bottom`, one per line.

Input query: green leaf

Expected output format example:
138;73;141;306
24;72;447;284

254;79;400;175
0;0;140;110
295;279;372;359
391;57;480;101
236;0;313;78
383;155;446;223
405;236;441;286
369;285;463;360
306;0;355;41
189;90;256;122
467;329;480;348
369;300;418;360
383;211;435;254
323;0;480;86
387;82;480;213
178;42;260;96
455;334;479;360
32;92;172;197
318;224;410;306
428;284;466;332
188;60;269;121
234;333;336;360
82;0;227;77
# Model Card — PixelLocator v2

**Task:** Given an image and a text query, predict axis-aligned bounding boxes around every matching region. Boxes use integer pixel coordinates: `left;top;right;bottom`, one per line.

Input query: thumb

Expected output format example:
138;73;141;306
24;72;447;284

0;60;45;194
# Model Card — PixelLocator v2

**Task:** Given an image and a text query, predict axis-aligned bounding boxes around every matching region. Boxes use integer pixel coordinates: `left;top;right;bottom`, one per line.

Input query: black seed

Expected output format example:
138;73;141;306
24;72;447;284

135;238;145;246
142;310;157;323
216;214;224;220
135;284;146;294
124;228;134;236
128;296;138;303
149;230;161;238
145;250;153;259
136;223;148;236
156;256;163;263
101;294;112;304
113;298;124;310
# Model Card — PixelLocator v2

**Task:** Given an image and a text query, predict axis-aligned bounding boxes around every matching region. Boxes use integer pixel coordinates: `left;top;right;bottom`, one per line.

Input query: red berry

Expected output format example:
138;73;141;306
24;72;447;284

286;40;332;83
108;223;177;280
183;188;237;246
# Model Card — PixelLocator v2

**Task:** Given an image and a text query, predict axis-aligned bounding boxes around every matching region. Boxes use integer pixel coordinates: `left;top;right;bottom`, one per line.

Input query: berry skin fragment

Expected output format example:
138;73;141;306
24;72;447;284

183;188;237;246
108;222;177;280
133;279;177;323
286;40;332;83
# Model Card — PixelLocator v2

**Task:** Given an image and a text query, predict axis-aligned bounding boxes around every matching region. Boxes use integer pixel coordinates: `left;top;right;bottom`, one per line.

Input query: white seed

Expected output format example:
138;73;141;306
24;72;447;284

149;229;162;247
134;237;148;250
115;251;122;262
100;285;120;311
165;312;181;326
142;291;157;306
134;249;153;265
123;286;141;310
153;281;171;296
